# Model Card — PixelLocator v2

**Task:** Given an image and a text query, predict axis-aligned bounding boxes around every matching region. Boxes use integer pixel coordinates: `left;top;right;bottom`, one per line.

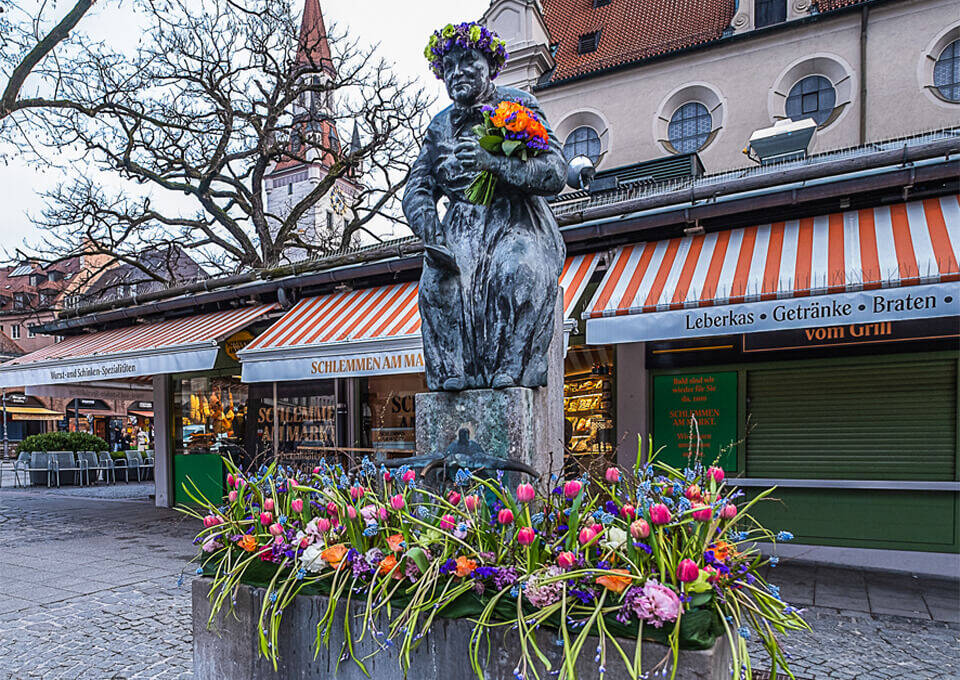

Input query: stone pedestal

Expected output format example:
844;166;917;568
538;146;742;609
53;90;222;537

414;294;565;480
193;579;732;680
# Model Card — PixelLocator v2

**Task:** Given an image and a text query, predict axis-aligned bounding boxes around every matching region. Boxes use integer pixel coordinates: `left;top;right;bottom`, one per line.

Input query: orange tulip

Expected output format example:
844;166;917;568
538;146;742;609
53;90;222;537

321;543;348;569
711;540;735;562
454;556;477;578
379;554;399;576
595;569;633;594
238;534;257;552
386;533;405;552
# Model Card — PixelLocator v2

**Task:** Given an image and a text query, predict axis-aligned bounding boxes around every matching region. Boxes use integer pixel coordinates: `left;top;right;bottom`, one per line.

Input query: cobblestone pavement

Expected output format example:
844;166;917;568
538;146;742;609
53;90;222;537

0;485;957;679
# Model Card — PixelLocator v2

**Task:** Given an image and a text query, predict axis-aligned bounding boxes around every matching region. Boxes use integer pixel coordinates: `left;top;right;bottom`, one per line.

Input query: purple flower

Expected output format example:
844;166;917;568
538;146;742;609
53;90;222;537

616;579;681;628
493;567;519;590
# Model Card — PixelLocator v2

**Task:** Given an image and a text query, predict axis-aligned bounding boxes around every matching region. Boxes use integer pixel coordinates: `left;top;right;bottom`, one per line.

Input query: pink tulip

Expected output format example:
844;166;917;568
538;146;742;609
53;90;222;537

497;508;514;525
630;519;650;539
346;506;357;520
317;518;331;533
516;483;535;503
605;467;620;483
202;515;219;528
226;473;235;487
677;558;700;583
360;505;378;522
313;466;321;474
707;467;725;483
563;480;583;500
685;485;701;502
556;551;576;569
590;524;603;538
464;495;480;512
263;498;275;512
291;499;303;513
579;527;595;545
228;490;238;503
649;503;672;525
402;469;416;483
620;504;636;519
378;507;388;521
274;535;285;545
235;478;244;489
517;527;536;545
720;503;737;520
692;504;713;522
439;514;456;531
389;494;405;511
447;491;461;506
330;516;340;529
269;523;283;536
259;512;272;526
288;478;298;488
326;502;338;516
383;470;392;481
350;485;365;500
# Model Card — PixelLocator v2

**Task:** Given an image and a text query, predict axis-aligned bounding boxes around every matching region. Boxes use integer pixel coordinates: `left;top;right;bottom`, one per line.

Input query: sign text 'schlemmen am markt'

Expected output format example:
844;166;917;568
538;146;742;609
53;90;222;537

309;351;424;378
653;372;738;472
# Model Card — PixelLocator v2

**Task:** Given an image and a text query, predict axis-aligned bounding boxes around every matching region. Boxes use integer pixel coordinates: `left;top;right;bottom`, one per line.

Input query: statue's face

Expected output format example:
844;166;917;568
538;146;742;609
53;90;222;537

441;47;491;106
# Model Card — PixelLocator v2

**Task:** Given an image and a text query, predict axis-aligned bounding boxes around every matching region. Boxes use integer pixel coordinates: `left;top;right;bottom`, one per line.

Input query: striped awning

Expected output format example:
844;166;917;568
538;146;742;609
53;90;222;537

240;256;601;382
586;195;960;344
0;305;276;388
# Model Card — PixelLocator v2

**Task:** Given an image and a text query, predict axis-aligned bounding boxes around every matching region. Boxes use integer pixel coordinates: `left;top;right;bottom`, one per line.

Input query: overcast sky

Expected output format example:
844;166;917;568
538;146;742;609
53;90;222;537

0;0;488;248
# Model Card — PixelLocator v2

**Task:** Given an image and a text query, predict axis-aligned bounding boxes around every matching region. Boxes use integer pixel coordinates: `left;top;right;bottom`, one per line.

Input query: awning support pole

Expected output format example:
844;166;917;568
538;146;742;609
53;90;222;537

272;382;278;459
2;389;7;460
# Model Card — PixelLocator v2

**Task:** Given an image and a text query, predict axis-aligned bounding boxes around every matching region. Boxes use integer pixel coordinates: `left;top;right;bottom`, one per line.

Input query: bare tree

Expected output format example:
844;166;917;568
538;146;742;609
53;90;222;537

13;0;432;279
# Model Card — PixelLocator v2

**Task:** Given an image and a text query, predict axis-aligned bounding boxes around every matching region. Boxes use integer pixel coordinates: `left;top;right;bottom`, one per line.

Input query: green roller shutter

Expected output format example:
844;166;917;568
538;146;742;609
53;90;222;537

746;358;957;481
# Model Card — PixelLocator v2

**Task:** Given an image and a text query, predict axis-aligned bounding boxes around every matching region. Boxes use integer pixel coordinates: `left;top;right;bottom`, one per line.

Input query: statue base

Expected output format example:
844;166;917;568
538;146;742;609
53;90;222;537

414;295;564;481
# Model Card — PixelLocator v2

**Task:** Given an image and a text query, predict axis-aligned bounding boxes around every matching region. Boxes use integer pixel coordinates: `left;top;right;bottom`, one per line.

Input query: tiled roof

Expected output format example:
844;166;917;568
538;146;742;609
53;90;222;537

0;258;82;313
541;0;736;83
0;331;24;358
539;0;871;84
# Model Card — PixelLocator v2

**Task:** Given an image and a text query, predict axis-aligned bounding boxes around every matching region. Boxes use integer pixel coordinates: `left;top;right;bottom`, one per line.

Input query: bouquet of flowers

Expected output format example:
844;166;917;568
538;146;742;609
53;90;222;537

184;446;807;680
464;100;550;206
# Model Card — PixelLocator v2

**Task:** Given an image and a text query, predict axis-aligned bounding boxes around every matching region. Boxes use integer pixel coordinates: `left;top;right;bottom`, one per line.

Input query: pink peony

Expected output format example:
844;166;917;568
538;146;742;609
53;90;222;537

360;505;378;522
618;579;681;628
649;503;672;525
563;480;583;500
676;558;700;583
517;527;536;545
291;499;303;513
201;538;221;553
707;466;725;483
516;483;535;503
605;467;620;483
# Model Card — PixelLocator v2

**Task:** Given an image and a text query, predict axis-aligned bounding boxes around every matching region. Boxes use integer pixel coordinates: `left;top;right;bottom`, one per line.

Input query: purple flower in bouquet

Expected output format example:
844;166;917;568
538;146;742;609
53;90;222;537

525;566;564;608
617;580;681;628
493;567;519;590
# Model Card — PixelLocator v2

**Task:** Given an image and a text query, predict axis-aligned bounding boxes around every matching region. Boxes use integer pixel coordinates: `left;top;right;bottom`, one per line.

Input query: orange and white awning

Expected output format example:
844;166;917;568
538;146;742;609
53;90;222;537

240;255;601;382
585;195;959;344
0;305;276;388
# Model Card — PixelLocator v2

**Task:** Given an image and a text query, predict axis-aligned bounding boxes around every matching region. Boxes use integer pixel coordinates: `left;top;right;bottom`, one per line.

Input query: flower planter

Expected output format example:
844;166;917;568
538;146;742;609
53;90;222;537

192;578;731;680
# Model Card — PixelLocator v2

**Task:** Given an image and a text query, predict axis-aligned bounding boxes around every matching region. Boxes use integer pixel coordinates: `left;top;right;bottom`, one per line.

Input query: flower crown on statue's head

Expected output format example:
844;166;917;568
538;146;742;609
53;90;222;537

424;22;509;80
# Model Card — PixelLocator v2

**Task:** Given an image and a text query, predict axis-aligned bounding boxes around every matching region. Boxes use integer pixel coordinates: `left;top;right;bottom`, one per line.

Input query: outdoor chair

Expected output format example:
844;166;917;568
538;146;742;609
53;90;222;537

97;452;117;484
15;452;55;487
78;451;109;485
50;451;85;487
124;451;155;482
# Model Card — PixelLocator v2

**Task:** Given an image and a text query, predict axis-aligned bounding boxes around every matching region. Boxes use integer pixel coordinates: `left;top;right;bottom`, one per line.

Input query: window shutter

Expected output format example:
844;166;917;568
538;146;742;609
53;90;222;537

746;358;957;481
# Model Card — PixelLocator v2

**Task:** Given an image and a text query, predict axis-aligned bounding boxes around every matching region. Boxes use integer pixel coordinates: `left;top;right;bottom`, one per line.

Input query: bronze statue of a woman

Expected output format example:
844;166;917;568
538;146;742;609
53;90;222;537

402;22;566;392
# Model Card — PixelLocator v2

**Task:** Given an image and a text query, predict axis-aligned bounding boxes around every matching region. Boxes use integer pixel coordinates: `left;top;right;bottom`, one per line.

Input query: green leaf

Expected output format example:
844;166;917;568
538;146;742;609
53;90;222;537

689;591;713;608
472;124;486;138
478;135;503;152
406;547;429;575
501;139;522;157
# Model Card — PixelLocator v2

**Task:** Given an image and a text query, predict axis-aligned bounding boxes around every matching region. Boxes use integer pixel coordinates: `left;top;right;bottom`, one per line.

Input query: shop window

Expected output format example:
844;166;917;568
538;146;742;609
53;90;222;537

563;126;602;164
785;75;836;125
934;39;960;102
358;373;427;460
564;345;615;472
174;376;249;457
249;380;338;463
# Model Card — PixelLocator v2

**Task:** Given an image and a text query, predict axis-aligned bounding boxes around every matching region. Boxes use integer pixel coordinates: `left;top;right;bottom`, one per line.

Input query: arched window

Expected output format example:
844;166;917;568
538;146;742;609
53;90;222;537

563;126;601;163
667;102;712;154
934;40;960;102
785;75;836;125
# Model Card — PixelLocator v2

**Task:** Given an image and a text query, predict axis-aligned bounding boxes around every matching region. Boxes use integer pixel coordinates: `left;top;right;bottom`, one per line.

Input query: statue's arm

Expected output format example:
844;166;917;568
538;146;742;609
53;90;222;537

402;125;442;243
491;95;566;196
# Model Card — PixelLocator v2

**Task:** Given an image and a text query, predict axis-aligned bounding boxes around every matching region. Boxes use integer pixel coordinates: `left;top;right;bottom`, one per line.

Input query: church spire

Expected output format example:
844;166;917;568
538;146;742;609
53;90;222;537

297;0;334;74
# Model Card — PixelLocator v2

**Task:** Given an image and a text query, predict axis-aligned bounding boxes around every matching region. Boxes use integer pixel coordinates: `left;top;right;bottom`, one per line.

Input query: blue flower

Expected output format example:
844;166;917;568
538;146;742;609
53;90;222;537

269;591;278;602
777;531;794;542
600;512;616;526
278;514;287;525
531;512;545;526
769;556;780;567
455;469;471;487
194;567;203;575
738;626;751;640
363;525;379;537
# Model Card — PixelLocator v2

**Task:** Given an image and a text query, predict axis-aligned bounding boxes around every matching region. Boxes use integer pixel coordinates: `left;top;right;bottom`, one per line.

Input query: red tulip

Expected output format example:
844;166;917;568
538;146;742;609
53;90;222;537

226;473;235;487
620;504;636;519
649;503;672;525
263;498;275;512
557;551;576;569
497;508;515;525
707;466;725;484
630;519;650;539
291;499;303;513
692;503;713;522
563;480;583;500
604;467;620;483
685;485;701;501
516;483;535;503
350;485;365;501
402;469;416;483
389;494;405;511
464;495;480;512
439;514;456;531
677;558;700;583
259;512;272;526
383;470;392;482
447;491;461;506
579;527;595;545
312;466;321;474
720;503;737;520
517;527;536;545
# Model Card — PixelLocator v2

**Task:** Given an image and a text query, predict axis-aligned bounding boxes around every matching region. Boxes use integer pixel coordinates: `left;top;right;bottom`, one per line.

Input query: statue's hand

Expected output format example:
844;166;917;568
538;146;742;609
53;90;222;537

454;139;499;174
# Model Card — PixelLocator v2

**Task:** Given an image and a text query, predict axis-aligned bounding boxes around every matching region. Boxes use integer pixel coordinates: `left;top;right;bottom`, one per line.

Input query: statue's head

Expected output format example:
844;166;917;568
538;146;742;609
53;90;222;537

425;22;508;105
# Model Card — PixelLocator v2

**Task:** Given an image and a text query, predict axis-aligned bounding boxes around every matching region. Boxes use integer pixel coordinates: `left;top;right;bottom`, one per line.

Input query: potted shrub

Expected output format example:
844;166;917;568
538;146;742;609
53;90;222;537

186;452;807;680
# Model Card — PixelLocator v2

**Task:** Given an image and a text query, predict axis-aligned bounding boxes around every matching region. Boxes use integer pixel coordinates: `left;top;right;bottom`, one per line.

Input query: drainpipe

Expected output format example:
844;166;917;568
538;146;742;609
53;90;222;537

859;5;869;145
2;389;7;460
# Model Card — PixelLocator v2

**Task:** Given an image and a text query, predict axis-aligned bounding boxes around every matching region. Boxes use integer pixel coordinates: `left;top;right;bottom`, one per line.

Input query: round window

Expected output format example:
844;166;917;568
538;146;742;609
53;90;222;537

667;102;712;154
785;75;836;125
563;126;601;163
933;39;960;102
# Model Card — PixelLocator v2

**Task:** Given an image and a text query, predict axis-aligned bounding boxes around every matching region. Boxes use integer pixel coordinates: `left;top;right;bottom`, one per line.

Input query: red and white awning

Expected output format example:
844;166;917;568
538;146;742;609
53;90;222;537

240;255;601;382
586;195;959;344
0;305;276;388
